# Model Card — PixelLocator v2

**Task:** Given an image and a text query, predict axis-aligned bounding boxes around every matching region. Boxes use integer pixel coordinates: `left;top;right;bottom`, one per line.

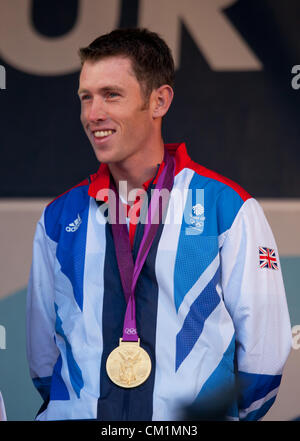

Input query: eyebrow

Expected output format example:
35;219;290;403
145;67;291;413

77;85;125;95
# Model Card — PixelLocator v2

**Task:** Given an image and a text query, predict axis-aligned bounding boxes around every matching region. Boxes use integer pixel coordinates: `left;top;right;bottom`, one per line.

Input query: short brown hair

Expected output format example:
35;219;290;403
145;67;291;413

79;28;175;100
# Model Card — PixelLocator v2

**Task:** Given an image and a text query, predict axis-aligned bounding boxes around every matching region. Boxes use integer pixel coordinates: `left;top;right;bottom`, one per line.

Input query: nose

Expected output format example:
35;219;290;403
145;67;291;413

86;96;107;123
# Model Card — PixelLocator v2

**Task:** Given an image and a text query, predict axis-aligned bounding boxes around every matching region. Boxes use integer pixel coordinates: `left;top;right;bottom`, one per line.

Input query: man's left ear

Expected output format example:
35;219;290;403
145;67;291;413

152;85;174;119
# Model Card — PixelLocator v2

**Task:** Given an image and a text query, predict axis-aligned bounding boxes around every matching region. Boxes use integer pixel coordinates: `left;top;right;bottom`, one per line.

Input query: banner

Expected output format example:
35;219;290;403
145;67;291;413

0;0;300;197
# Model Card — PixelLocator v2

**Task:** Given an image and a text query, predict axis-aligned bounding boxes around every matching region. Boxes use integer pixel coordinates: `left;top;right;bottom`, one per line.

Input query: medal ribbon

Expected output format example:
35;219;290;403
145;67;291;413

109;148;175;342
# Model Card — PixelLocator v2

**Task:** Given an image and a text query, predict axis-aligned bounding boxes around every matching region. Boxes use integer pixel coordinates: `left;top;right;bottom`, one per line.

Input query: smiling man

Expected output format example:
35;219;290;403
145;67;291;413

26;28;291;422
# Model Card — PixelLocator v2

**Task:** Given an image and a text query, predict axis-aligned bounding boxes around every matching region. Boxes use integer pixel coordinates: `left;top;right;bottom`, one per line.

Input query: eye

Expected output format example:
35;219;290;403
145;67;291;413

106;91;120;100
81;94;91;101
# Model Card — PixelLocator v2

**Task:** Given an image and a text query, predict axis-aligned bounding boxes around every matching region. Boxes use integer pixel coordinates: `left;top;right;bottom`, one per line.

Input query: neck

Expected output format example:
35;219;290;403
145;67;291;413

108;141;165;202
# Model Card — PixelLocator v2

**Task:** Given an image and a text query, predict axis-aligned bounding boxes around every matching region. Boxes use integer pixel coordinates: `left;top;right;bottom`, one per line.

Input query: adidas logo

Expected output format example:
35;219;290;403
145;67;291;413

65;213;82;232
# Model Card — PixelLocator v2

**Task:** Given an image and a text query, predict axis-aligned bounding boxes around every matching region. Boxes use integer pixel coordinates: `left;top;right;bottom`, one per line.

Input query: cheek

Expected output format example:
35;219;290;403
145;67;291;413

80;100;92;120
80;107;88;128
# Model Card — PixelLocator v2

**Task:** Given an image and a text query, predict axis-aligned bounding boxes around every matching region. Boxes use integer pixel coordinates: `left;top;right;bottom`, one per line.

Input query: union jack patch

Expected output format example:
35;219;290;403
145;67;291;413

259;247;278;270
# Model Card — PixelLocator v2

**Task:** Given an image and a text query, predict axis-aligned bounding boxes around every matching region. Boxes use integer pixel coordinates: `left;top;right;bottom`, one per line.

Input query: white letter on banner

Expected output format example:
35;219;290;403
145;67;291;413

139;0;262;70
0;0;120;75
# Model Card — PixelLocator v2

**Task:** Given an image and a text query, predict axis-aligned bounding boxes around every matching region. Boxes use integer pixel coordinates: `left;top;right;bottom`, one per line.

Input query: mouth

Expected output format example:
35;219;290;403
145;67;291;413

91;129;116;144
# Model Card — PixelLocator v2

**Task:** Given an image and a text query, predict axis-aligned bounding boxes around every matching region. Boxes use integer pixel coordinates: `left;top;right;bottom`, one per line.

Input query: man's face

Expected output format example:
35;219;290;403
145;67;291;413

78;56;155;165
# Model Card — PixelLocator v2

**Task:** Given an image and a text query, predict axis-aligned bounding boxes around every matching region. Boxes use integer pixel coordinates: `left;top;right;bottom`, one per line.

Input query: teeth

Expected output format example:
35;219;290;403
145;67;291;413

94;130;114;138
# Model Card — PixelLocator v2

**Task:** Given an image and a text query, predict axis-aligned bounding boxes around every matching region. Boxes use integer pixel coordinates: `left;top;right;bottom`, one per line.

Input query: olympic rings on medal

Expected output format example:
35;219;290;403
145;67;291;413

124;328;137;335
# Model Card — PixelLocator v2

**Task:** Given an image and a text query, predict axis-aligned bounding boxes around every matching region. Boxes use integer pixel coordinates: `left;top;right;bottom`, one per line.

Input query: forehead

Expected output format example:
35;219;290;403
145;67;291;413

79;56;138;90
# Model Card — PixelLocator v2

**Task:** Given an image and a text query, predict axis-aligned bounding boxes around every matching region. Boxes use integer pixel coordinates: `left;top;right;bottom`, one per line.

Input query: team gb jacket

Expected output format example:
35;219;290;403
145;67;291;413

26;142;292;421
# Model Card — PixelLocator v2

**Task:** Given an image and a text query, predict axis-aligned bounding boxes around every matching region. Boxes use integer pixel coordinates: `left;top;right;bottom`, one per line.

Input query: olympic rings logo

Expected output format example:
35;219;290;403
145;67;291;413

125;328;137;335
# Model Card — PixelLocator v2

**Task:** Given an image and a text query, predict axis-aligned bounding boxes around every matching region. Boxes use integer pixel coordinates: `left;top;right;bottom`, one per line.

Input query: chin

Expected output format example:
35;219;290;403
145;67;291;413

94;151;120;164
92;146;111;162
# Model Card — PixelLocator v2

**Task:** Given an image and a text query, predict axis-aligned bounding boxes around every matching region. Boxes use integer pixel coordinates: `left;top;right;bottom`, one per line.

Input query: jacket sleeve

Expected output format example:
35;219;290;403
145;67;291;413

26;209;59;402
220;197;292;420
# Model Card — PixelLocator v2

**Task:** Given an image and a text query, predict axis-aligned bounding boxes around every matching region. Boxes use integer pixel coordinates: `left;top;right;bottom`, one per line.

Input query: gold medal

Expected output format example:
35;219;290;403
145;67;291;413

106;338;151;388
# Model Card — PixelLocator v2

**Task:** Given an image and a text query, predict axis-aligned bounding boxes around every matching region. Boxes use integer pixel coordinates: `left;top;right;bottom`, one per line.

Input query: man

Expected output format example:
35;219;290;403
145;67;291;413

26;28;291;421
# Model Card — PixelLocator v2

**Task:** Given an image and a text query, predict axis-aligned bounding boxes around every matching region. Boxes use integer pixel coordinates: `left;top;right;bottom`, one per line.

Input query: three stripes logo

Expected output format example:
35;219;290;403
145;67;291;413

65;213;82;232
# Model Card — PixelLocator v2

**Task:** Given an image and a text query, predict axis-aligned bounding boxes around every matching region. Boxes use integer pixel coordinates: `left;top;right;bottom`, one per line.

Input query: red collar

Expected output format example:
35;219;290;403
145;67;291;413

88;142;190;200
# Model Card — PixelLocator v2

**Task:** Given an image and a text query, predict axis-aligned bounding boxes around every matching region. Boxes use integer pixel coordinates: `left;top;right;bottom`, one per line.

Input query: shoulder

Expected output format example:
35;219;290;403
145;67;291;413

46;177;90;208
186;159;251;202
44;177;90;242
184;159;253;235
